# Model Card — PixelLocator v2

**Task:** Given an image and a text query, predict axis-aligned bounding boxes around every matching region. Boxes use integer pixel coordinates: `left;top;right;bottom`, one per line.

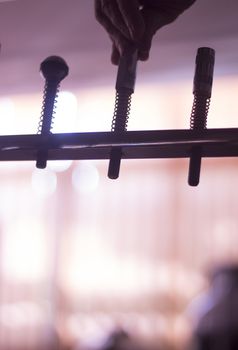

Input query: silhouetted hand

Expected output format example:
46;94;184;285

95;0;196;64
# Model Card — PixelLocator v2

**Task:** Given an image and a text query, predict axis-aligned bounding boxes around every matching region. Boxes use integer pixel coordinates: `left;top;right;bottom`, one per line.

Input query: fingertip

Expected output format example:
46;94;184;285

111;56;120;65
138;31;153;62
138;50;149;61
130;23;145;42
118;0;145;42
111;47;120;65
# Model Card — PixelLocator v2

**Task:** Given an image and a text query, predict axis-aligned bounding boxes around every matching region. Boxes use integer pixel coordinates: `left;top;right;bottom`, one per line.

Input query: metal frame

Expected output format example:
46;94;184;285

0;128;238;162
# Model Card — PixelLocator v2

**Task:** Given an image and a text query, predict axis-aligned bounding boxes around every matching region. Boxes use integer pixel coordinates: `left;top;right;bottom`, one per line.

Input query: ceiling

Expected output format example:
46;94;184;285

0;0;237;96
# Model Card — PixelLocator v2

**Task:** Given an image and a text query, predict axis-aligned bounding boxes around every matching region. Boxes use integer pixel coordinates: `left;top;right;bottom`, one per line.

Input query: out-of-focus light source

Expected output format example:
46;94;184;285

48;159;72;172
0;302;45;328
72;162;99;194
0;98;16;135
31;168;57;197
52;91;78;133
76;88;114;132
2;225;48;282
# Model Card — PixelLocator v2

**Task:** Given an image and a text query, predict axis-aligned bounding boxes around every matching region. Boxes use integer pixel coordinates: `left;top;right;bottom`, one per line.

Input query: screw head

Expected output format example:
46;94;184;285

40;56;69;82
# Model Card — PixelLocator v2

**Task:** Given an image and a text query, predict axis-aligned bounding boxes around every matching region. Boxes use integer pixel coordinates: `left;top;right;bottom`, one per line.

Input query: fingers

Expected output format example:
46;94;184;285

101;0;132;40
96;0;144;43
138;7;177;61
138;1;195;62
95;0;118;38
95;0;196;64
117;0;145;41
95;0;144;64
111;42;120;65
95;0;130;63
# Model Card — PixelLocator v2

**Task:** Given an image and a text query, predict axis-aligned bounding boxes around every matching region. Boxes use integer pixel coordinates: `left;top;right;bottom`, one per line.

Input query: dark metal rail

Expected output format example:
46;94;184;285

0;128;238;161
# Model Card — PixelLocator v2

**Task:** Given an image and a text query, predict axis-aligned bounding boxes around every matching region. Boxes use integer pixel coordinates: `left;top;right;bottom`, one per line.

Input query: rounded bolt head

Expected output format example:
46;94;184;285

40;56;69;82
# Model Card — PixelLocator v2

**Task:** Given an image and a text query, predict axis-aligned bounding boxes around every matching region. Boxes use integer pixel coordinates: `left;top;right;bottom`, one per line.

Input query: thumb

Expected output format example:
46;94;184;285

111;42;120;65
138;8;178;61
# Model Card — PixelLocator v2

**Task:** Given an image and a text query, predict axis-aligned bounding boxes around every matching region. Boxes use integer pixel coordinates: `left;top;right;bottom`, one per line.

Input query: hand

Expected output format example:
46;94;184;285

95;0;196;64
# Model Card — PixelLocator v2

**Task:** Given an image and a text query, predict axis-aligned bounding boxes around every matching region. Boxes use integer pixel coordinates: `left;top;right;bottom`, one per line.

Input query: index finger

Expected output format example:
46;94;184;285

117;0;145;41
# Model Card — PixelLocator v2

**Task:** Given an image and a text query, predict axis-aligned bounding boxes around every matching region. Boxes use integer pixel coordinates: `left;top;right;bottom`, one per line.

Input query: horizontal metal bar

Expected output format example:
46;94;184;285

0;128;238;161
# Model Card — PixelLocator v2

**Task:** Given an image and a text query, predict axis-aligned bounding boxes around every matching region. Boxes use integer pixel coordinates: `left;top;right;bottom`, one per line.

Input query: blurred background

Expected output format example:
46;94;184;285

0;0;238;349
